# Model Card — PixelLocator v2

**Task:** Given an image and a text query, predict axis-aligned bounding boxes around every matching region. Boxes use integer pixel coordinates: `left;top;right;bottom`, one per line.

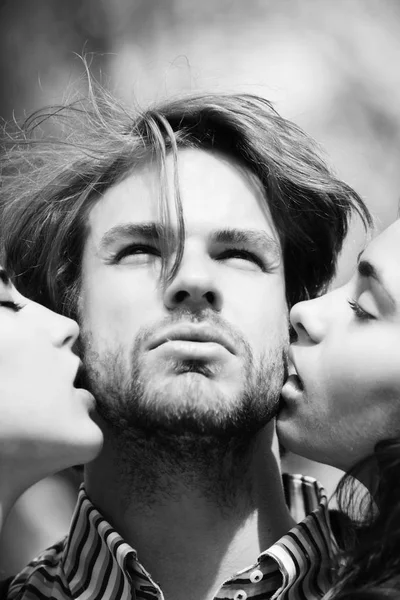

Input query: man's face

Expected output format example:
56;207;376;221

80;149;288;438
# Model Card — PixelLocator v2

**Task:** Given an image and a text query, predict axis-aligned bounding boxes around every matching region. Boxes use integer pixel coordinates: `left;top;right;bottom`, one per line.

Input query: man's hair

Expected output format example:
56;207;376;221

0;84;371;317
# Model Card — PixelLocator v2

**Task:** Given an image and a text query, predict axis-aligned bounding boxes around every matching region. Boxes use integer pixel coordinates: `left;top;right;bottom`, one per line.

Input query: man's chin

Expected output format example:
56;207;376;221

145;369;242;411
83;340;284;441
170;361;217;378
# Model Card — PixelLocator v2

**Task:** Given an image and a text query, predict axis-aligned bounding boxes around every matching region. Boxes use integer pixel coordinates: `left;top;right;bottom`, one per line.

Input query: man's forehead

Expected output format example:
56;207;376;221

87;148;278;245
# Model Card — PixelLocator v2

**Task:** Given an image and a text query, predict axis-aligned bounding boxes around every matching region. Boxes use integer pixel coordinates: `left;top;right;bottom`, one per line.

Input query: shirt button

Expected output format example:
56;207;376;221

234;591;247;600
250;569;263;583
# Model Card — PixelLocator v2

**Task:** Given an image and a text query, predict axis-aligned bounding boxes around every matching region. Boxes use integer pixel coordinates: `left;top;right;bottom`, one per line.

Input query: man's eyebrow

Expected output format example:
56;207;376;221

211;228;281;256
99;224;281;259
357;256;396;308
0;269;10;286
100;222;175;250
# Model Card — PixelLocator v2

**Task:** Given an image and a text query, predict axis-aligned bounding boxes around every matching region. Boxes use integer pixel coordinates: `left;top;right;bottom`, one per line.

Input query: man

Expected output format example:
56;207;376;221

1;89;370;600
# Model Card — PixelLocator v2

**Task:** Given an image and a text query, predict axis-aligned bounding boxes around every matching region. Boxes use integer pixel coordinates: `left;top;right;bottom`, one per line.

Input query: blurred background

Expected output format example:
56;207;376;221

1;0;399;576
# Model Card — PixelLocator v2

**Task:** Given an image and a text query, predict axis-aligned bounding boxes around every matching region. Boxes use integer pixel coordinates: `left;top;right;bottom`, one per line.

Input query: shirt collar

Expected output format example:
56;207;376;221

262;473;337;597
62;474;336;599
62;490;139;599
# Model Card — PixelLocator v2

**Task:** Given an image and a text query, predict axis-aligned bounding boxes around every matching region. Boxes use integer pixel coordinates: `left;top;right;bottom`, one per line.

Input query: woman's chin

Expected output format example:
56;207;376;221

11;426;103;480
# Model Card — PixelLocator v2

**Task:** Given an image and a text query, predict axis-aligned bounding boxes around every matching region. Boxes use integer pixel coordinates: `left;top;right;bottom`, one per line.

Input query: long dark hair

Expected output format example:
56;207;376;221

327;439;400;598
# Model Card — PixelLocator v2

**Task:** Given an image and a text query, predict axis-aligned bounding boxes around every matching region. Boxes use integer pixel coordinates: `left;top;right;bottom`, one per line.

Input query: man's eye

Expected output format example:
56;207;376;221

348;299;375;321
217;249;266;271
114;244;161;263
0;300;23;312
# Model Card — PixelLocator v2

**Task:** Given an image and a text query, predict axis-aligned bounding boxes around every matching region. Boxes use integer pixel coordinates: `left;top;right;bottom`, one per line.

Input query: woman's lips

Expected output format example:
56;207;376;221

281;373;304;402
286;346;305;393
74;387;96;408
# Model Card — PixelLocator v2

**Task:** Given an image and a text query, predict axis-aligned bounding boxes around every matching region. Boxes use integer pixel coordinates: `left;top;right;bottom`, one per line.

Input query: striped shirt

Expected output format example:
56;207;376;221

8;474;337;600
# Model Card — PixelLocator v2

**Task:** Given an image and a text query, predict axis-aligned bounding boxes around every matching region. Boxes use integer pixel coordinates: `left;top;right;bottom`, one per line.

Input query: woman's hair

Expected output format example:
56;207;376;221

327;439;400;599
0;78;372;319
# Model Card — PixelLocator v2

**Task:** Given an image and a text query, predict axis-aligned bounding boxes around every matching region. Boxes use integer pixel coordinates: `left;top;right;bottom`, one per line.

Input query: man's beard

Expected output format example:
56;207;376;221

80;310;288;507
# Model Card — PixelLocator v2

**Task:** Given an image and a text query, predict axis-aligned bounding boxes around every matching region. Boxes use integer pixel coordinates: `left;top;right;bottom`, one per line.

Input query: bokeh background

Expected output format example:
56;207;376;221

1;0;399;576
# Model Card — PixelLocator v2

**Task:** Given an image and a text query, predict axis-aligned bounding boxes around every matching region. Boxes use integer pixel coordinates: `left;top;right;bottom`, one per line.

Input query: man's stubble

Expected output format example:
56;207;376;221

80;310;288;509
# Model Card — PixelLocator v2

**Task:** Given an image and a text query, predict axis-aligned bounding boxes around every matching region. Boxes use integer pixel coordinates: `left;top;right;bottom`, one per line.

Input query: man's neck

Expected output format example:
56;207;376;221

85;423;295;600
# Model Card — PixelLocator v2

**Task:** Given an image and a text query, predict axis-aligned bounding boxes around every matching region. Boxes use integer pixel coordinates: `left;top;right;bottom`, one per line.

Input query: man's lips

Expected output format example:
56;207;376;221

148;324;236;356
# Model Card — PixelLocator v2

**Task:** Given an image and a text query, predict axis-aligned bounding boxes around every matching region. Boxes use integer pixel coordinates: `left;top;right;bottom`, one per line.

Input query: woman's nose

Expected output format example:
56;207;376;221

290;296;326;344
48;308;80;348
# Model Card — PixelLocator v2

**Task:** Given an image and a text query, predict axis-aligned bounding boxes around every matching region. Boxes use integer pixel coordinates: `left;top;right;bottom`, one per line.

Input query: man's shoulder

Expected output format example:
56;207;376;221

7;537;69;600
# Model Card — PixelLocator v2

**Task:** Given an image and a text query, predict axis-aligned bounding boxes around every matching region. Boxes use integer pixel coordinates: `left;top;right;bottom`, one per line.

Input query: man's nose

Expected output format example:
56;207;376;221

163;252;222;312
